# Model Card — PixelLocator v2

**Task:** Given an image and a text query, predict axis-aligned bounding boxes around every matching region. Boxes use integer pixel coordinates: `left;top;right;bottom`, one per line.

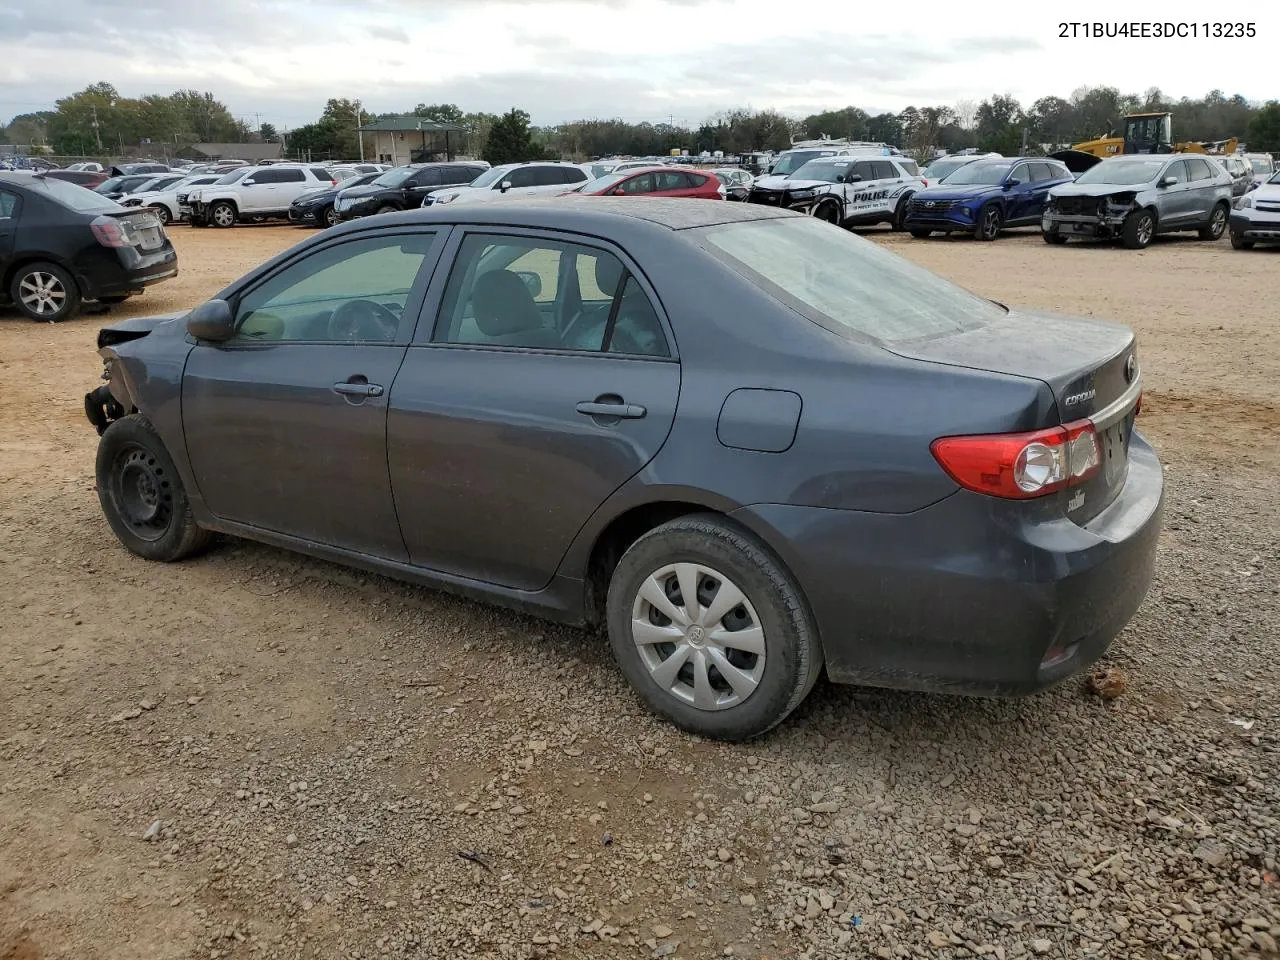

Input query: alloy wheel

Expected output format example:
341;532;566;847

17;271;67;317
324;206;340;227
630;562;766;711
211;204;235;227
1137;214;1154;246
982;207;1002;239
1210;207;1227;239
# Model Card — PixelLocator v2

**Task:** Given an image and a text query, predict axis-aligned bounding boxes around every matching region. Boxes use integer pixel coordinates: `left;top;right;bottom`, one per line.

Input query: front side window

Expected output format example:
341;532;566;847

1163;159;1189;184
530;167;564;187
1008;163;1032;184
434;233;668;357
505;167;537;188
259;169;305;183
233;233;436;342
852;161;877;183
619;173;655;194
699;216;1002;344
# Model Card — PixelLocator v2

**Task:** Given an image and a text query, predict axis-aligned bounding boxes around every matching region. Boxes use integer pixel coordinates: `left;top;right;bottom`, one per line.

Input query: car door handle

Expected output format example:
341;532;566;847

576;400;646;419
332;381;383;398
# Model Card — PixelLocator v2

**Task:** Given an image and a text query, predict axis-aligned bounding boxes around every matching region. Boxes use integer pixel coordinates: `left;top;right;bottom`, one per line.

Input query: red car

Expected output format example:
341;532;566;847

573;166;724;200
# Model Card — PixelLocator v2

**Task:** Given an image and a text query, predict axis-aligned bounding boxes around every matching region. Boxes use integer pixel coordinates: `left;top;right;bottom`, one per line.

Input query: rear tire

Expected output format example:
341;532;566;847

974;202;1003;240
208;201;237;228
1198;202;1228;241
605;514;823;741
1122;208;1156;249
10;261;80;322
909;229;932;239
1230;232;1254;250
95;415;212;562
147;204;171;225
375;204;398;216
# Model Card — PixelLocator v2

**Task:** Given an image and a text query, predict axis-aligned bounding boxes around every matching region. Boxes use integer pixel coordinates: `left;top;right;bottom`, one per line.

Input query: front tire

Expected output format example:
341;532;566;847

95;415;212;562
1230;232;1254;250
812;200;841;226
375;204;398;216
1199;202;1229;241
322;206;341;228
147;204;172;225
909;229;932;239
605;515;823;741
891;193;914;231
10;261;80;322
1043;228;1067;245
1122;208;1156;249
208;201;237;228
974;203;1003;240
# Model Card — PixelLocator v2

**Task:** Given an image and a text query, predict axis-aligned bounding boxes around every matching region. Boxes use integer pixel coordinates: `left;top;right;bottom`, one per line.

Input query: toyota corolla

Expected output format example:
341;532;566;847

82;199;1162;741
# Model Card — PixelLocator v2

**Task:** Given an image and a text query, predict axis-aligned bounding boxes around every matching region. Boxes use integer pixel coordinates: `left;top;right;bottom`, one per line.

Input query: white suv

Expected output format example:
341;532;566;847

119;174;223;224
430;162;590;206
187;164;337;227
747;155;926;229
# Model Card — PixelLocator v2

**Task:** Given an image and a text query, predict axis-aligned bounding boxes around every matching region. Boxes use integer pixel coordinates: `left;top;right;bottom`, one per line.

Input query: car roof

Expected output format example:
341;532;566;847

337;196;793;233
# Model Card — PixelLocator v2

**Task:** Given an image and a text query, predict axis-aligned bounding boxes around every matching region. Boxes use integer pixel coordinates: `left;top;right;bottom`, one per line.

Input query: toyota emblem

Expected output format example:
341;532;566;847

1123;354;1137;383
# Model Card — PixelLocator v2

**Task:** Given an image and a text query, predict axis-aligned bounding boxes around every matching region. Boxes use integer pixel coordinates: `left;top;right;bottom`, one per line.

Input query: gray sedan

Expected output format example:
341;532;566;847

83;199;1162;740
1042;154;1233;249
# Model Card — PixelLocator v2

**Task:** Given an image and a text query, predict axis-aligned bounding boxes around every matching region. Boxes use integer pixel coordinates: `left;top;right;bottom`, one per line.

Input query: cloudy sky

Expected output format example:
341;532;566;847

1;0;1274;129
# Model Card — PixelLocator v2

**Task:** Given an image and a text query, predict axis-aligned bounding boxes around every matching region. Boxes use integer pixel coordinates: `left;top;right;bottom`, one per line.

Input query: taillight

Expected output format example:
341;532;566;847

90;216;130;248
922;179;929;187
931;420;1101;500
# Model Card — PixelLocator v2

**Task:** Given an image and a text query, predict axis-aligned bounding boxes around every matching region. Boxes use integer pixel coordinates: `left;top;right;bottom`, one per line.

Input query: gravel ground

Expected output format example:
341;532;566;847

1;224;1277;960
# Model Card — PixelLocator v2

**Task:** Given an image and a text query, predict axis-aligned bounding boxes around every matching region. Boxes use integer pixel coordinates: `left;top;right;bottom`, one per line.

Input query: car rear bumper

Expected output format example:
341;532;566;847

731;432;1164;697
76;246;179;298
1230;214;1280;239
1042;213;1126;237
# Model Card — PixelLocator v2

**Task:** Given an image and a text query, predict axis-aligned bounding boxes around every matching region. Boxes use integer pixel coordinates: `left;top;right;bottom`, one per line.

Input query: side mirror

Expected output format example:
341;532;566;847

1159;176;1179;187
186;299;235;341
499;181;513;193
845;174;862;183
513;270;542;298
1003;178;1021;189
611;187;627;196
241;179;255;186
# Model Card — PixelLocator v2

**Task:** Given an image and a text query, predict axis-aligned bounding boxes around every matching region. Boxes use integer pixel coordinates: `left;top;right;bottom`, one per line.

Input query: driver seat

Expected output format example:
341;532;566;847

472;270;560;348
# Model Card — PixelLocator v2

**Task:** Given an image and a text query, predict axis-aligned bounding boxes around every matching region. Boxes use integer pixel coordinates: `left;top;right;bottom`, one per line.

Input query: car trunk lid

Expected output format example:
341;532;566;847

890;308;1142;524
93;208;168;255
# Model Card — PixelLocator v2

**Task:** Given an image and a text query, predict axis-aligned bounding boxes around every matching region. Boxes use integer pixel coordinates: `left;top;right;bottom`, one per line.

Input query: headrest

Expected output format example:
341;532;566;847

472;270;542;336
594;256;624;298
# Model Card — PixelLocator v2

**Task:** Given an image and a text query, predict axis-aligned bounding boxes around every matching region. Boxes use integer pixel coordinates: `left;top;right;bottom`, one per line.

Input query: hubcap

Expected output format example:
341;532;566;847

18;272;66;316
213;206;234;226
1138;216;1153;244
631;562;766;712
325;208;339;226
1212;209;1226;236
112;446;173;541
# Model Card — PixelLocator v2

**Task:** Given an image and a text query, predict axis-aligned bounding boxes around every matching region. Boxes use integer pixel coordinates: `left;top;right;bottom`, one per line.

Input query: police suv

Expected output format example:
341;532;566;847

747;154;926;229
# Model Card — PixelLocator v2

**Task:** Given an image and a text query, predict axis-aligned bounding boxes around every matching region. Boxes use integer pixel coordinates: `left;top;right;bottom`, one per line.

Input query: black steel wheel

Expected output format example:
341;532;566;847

96;415;212;561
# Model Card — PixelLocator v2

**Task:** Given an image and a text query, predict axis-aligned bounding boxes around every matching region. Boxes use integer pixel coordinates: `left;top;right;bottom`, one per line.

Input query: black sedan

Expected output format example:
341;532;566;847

333;162;486;220
289;171;383;227
0;172;177;321
82;200;1161;740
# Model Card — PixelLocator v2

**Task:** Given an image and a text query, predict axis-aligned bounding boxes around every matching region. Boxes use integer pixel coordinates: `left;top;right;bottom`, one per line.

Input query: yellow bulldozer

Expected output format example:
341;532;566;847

1071;112;1239;159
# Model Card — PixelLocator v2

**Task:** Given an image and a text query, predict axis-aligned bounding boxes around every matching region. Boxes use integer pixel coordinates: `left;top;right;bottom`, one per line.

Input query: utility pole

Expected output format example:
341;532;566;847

356;99;365;161
91;105;103;152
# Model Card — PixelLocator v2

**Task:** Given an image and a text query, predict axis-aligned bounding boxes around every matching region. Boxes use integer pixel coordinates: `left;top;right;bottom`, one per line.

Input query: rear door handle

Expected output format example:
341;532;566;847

332;381;383;398
576;400;646;419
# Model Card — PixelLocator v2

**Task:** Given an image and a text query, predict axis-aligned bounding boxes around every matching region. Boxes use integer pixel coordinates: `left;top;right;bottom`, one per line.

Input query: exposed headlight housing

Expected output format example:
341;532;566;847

1234;195;1253;210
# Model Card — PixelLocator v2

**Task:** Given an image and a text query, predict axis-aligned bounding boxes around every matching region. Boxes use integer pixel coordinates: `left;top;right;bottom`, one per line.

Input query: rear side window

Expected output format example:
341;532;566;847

871;161;898;180
259;169;305;183
0;190;18;218
700;216;1002;344
506;167;537;188
1185;157;1214;181
443;167;479;185
896;159;919;176
310;167;332;181
560;167;588;184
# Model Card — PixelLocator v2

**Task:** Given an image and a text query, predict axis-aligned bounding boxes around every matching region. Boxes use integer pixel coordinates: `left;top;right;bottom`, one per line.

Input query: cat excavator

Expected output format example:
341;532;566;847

1053;112;1240;173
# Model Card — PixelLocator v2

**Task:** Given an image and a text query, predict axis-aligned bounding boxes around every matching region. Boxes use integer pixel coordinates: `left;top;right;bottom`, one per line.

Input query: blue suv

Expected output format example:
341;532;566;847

903;157;1075;240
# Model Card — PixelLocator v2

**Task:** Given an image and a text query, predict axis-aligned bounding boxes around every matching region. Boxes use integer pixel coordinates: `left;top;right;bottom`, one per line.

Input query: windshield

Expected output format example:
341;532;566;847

941;161;1013;185
769;150;836;177
1075;159;1166;185
37;176;124;214
790;160;854;183
1252;158;1275;175
95;177;126;193
467;166;511;189
699;217;1001;344
1269;170;1280;185
372;167;418;187
923;157;973;182
213;169;250;185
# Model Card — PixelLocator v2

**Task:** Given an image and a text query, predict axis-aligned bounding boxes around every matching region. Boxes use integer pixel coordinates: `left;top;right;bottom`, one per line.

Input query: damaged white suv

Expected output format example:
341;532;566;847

746;155;926;229
1229;169;1280;250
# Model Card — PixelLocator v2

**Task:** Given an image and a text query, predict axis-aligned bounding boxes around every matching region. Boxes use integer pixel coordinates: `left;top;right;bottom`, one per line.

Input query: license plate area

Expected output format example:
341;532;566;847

1101;411;1134;486
137;227;163;250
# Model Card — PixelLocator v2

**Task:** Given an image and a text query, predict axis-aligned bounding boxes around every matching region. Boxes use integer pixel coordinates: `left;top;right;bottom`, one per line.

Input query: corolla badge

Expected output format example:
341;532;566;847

1064;388;1096;407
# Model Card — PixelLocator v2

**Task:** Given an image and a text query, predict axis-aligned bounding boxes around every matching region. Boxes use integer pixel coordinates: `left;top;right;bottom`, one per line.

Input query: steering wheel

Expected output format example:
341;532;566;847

327;299;399;342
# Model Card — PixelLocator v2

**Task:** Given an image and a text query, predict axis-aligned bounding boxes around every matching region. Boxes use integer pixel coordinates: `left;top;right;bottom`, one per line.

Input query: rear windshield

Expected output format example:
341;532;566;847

897;159;919;176
34;176;124;214
698;216;1001;343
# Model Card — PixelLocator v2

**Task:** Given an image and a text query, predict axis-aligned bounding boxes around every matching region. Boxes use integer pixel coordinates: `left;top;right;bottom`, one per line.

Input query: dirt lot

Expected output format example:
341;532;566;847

1;223;1277;960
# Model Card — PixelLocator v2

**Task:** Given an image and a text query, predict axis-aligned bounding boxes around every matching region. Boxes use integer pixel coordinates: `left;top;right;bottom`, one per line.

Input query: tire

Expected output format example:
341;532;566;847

1199;203;1229;241
812;200;841;225
1043;228;1067;245
605;514;823;741
10;261;80;322
1230;232;1254;250
1122;208;1156;249
909;229;932;239
208;201;237;228
322;206;341;228
974;202;1003;240
891;193;914;231
375;204;398;216
147;204;171;225
95;415;212;562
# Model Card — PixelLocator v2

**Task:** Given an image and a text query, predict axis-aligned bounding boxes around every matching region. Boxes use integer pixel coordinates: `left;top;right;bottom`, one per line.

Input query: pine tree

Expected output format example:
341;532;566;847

483;108;546;165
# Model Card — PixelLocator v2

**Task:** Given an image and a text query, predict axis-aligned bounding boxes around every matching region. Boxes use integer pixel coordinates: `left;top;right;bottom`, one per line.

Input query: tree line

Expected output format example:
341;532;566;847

4;83;1278;163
